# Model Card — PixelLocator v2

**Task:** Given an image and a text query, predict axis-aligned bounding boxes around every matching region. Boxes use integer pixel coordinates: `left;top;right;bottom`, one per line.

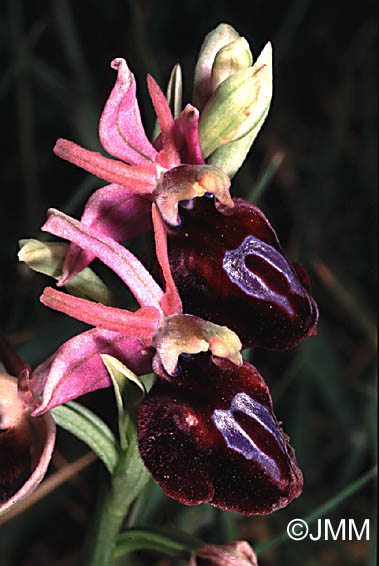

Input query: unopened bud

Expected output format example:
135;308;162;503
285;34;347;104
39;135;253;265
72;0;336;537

192;23;240;110
211;37;252;92
199;42;273;160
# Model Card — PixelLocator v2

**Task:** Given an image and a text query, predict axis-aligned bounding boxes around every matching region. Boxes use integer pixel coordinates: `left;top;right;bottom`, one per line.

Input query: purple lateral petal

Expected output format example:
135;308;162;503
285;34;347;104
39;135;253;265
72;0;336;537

54;139;158;193
31;328;154;416
0;373;56;514
155;105;205;166
147;75;181;170
42;209;164;310
175;105;205;165
138;354;303;514
99;58;158;166
40;287;161;343
168;197;318;349
60;184;152;284
151;204;182;316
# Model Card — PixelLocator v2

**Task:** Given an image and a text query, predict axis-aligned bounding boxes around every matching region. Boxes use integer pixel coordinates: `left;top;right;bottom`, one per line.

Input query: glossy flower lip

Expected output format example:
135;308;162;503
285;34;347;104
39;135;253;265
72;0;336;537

138;353;303;515
54;57;232;286
167;196;318;350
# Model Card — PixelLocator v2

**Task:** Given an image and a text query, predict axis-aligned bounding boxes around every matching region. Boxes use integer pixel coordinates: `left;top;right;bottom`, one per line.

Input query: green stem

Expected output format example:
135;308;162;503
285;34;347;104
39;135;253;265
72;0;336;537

83;418;149;566
84;484;129;566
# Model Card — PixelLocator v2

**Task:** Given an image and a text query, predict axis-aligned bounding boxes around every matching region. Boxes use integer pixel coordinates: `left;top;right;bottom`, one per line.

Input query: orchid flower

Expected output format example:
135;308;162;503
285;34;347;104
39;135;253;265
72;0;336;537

0;335;56;515
18;204;242;417
138;353;303;515
53;38;316;353
167;196;318;350
11;22;309;518
54;58;232;286
18;204;302;514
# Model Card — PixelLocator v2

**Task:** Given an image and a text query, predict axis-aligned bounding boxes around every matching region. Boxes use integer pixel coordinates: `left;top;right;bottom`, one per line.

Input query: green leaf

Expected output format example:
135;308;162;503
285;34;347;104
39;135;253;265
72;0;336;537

18;239;115;305
51;401;119;474
248;152;284;203
101;354;146;451
115;527;204;559
166;63;183;119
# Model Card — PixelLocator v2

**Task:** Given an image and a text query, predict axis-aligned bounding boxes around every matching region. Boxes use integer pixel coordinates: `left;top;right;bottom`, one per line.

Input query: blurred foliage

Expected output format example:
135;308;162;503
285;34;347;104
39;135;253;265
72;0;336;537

0;1;377;565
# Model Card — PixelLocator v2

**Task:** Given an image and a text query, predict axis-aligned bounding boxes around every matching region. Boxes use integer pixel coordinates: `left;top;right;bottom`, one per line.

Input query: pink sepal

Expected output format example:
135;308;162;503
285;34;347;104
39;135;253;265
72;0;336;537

41;287;161;343
147;75;181;170
99;58;158;166
60;184;151;284
42;208;164;310
54;139;157;193
151;204;182;315
30;328;154;416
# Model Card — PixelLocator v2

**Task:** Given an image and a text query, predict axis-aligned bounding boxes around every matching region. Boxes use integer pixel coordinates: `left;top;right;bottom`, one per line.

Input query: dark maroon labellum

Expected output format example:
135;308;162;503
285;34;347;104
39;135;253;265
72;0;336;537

138;354;303;515
167;197;318;350
0;427;34;504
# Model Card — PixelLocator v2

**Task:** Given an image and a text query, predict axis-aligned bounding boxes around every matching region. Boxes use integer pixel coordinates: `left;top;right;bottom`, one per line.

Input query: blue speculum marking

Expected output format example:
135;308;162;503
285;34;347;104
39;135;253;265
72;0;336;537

212;392;285;483
222;235;305;315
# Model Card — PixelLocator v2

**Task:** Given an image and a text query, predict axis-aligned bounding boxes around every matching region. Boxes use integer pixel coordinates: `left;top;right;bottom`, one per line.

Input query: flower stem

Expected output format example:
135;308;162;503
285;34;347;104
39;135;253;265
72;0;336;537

83;417;149;566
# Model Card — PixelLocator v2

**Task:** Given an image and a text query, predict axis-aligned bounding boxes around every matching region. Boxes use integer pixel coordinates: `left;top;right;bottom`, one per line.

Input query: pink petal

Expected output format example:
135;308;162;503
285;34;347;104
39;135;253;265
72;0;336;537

151;204;182;315
175;104;205;165
60;184;152;284
54;139;158;193
42;209;164;310
99;58;158;166
147;75;181;169
40;287;161;342
30;328;154;416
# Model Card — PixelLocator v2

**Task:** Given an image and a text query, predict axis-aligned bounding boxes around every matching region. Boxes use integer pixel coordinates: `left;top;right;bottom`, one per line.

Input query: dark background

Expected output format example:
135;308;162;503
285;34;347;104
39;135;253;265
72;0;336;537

0;1;377;565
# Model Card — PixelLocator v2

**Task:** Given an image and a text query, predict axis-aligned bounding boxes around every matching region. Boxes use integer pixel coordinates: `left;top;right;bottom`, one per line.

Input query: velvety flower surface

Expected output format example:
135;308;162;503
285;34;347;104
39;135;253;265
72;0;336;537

138;353;303;515
167;196;318;349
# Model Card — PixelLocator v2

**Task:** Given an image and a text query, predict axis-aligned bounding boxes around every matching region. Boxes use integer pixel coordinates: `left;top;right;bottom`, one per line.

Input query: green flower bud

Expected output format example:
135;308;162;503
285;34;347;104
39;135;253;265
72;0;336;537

192;23;240;110
211;37;253;93
199;42;272;160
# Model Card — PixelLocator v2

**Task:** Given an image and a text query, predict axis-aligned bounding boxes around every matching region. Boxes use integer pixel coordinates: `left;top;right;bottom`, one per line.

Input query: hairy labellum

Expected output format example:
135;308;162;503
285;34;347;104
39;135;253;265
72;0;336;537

167;197;318;349
138;354;302;514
